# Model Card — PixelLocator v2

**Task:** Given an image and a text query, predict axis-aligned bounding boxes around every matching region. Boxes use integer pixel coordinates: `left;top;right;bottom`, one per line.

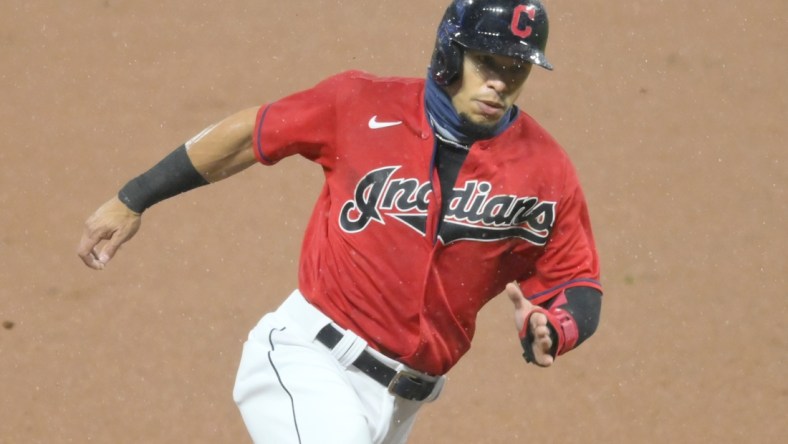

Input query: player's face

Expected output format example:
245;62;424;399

447;50;532;127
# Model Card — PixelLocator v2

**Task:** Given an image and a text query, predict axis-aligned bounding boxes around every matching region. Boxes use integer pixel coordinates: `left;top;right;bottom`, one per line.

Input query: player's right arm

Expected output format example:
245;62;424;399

76;107;259;270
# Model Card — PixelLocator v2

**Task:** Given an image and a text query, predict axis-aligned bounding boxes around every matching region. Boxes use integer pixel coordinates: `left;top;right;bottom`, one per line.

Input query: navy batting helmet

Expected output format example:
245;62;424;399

430;0;553;85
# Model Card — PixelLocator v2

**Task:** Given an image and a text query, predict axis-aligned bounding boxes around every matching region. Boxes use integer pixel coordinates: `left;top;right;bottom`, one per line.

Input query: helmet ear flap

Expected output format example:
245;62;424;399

430;40;463;86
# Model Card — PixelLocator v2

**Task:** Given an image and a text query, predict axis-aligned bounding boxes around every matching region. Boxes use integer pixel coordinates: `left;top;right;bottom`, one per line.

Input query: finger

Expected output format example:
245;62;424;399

533;324;551;340
529;311;547;330
528;312;554;366
506;283;536;314
531;333;554;366
536;353;554;367
98;232;126;265
76;231;106;270
537;329;553;352
505;282;525;308
91;247;101;262
507;283;537;334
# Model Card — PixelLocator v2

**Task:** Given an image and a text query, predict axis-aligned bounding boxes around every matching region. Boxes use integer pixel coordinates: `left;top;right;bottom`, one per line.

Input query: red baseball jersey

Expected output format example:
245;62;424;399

253;70;601;375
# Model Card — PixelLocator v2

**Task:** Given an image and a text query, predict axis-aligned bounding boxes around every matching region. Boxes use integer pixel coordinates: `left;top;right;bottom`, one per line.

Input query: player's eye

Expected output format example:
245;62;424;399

478;55;497;69
470;52;530;81
508;62;526;72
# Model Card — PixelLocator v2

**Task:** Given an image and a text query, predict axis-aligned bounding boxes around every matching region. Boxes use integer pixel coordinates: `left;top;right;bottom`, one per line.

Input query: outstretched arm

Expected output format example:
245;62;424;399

180;107;259;183
76;107;259;270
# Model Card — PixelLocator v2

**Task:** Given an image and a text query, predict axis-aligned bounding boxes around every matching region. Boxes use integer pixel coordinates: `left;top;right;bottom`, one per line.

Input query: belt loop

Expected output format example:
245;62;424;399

424;375;446;402
329;327;368;368
315;324;446;402
390;363;447;403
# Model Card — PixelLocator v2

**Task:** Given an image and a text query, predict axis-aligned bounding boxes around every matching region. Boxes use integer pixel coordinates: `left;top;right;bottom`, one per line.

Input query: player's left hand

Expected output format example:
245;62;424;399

503;282;554;367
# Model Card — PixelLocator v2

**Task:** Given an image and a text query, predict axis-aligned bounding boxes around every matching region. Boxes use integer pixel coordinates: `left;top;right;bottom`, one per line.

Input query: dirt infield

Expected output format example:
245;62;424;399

1;1;785;442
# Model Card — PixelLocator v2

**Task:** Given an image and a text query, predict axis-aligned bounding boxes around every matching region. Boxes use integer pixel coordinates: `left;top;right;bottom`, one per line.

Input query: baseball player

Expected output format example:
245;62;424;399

77;1;603;443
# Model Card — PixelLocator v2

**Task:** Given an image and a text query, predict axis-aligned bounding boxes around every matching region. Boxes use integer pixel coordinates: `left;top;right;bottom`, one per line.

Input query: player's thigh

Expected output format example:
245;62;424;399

234;327;372;444
381;398;424;444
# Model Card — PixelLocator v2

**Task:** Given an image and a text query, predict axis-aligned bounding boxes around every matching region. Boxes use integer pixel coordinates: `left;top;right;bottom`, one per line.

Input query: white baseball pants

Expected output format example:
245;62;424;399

233;290;445;444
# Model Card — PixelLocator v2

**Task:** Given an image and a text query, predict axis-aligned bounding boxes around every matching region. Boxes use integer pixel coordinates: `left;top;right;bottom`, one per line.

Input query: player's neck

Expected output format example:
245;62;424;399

424;76;517;144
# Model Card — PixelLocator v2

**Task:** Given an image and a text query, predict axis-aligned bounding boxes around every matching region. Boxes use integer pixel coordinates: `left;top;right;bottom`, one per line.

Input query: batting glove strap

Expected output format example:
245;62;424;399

519;307;580;364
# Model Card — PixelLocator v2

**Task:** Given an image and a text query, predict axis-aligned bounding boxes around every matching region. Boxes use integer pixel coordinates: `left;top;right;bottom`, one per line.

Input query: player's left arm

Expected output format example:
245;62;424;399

508;156;603;366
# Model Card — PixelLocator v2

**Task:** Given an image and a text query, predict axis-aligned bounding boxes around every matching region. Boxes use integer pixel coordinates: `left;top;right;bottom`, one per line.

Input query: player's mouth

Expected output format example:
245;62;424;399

474;99;506;119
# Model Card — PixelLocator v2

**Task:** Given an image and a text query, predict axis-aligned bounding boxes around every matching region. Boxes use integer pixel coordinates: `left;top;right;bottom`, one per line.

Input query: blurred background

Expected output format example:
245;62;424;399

1;1;785;442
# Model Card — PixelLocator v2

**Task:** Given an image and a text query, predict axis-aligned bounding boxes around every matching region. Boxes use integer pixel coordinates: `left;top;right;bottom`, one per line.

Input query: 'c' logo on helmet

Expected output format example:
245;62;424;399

511;5;537;39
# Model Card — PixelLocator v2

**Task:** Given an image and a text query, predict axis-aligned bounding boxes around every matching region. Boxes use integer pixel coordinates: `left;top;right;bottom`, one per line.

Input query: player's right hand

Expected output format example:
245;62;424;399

77;196;141;270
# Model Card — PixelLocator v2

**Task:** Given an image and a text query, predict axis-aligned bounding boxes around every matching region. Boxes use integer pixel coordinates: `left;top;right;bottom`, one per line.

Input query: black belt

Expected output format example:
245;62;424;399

316;324;438;402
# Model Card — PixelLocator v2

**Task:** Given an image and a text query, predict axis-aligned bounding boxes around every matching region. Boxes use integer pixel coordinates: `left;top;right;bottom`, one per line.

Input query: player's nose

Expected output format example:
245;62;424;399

483;73;510;94
486;76;505;90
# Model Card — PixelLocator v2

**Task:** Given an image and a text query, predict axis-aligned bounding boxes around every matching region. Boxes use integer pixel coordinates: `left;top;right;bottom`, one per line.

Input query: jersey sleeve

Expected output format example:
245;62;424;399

252;72;348;167
519;163;602;305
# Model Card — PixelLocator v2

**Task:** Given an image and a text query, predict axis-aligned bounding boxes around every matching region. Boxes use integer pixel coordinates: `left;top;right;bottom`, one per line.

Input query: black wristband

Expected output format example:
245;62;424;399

118;144;209;213
562;286;602;347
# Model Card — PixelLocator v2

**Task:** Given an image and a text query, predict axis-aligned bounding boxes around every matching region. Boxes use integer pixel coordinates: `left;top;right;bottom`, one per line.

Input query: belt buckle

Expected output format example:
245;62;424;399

387;369;431;401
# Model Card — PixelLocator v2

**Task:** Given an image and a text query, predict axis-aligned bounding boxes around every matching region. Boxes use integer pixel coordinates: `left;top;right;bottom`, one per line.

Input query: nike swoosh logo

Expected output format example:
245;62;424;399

368;116;402;129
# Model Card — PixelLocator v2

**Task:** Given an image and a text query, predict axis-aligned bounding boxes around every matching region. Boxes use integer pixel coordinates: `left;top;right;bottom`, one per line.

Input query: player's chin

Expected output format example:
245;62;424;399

459;113;503;138
476;115;504;127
